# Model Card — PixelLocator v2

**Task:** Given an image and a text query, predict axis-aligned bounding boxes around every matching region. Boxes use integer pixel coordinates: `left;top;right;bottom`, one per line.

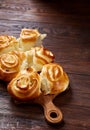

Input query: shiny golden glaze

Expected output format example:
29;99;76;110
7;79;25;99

44;63;63;82
0;51;22;81
20;28;40;42
0;35;18;54
7;69;41;101
40;63;69;94
34;47;54;65
1;53;19;69
0;35;10;48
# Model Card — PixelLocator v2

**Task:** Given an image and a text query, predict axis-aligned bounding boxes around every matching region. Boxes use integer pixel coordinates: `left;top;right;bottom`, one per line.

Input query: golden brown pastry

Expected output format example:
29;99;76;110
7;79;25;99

18;28;46;51
31;46;55;71
0;51;25;82
40;63;69;95
0;28;69;99
0;35;19;55
7;68;41;101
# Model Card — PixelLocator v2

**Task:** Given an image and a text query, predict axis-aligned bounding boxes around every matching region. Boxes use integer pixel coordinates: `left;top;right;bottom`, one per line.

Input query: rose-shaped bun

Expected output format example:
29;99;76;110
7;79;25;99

0;51;25;82
40;63;69;95
18;28;46;51
7;68;41;101
0;35;19;55
31;46;54;71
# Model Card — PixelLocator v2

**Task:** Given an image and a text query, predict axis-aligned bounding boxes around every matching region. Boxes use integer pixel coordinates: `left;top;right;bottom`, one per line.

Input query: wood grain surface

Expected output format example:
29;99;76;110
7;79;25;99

0;0;90;130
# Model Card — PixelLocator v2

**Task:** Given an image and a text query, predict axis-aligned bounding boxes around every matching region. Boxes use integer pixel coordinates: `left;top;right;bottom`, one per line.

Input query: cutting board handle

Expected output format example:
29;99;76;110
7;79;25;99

43;100;63;124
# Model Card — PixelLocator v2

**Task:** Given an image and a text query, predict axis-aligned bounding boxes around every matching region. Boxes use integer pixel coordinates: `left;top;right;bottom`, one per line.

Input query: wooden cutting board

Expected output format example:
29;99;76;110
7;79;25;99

34;94;63;125
15;93;63;125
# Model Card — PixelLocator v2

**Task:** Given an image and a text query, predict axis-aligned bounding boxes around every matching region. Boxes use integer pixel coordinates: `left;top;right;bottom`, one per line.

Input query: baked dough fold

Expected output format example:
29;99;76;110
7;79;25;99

40;63;69;94
7;68;41;101
0;35;19;55
31;46;54;71
0;51;25;82
18;28;46;51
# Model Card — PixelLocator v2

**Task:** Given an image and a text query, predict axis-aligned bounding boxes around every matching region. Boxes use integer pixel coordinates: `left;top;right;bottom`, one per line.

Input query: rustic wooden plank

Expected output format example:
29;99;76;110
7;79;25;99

0;0;90;130
0;0;90;25
0;1;90;16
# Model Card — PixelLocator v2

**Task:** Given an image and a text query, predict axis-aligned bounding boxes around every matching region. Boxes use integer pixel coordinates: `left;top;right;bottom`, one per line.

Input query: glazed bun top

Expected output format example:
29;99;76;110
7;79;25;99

0;51;26;82
18;28;46;51
7;68;41;101
0;35;19;55
40;63;69;95
31;46;55;71
20;28;40;42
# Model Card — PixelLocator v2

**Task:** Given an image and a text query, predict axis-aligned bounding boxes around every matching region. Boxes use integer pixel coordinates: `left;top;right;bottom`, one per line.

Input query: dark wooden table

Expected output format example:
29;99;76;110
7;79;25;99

0;0;90;130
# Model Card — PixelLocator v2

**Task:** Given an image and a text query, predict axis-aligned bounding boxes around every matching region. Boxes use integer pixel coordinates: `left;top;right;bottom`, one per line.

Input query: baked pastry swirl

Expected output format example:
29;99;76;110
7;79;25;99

31;46;55;71
18;28;46;51
40;63;69;94
0;35;19;55
0;28;70;101
7;68;41;101
0;51;25;82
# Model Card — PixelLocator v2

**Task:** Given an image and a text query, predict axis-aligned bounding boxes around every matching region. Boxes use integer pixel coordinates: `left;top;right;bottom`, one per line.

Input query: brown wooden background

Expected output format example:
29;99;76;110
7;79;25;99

0;0;90;130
